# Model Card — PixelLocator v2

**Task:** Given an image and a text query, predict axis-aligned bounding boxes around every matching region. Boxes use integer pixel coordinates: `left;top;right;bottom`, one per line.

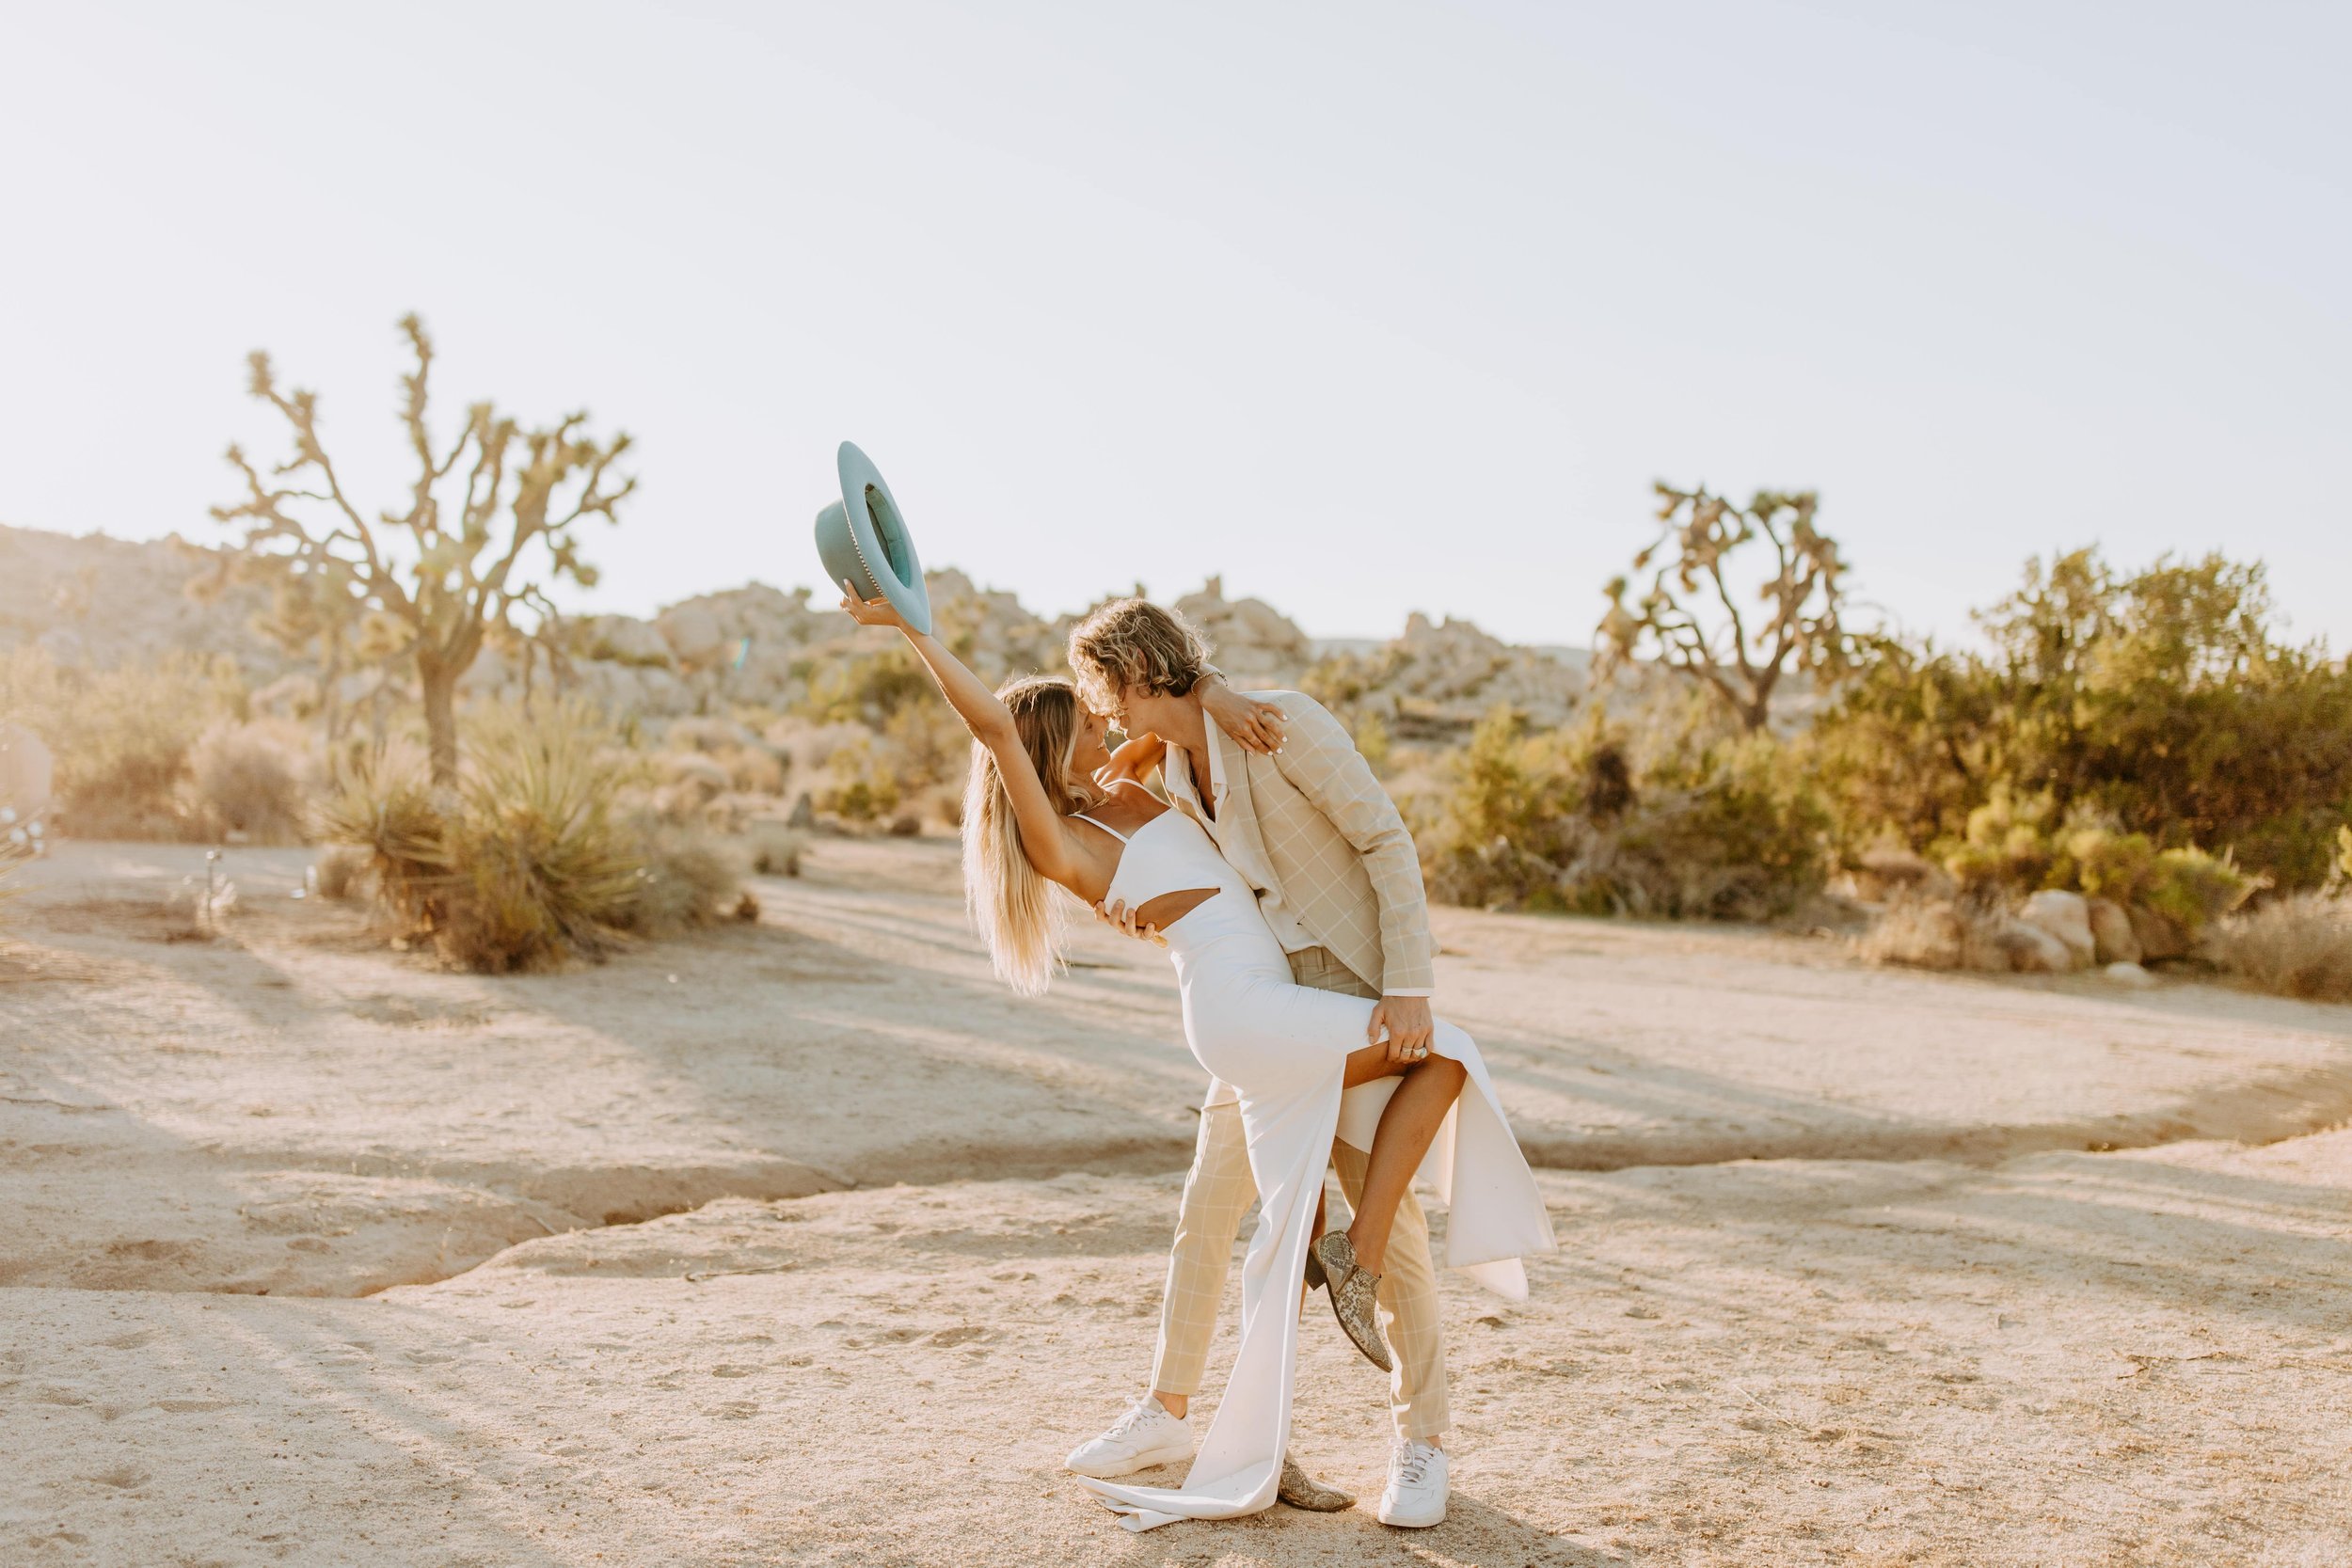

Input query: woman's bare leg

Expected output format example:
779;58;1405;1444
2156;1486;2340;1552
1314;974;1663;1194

1337;1043;1467;1277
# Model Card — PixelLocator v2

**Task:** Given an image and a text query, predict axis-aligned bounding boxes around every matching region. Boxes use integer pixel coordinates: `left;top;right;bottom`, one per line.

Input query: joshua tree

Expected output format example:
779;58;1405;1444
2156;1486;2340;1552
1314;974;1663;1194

1595;483;1856;732
213;315;633;784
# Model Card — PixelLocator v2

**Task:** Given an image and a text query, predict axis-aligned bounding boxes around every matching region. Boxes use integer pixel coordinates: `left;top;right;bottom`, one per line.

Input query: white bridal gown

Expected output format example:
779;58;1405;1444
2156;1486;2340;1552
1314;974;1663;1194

1069;805;1555;1532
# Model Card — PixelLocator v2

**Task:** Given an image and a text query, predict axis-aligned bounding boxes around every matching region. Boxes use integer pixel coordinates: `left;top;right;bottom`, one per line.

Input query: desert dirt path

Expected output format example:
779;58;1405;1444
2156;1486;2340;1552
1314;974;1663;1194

3;838;2350;1565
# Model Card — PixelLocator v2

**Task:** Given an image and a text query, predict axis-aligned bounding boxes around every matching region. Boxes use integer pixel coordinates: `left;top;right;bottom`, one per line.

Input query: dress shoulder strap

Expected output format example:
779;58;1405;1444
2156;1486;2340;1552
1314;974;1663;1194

1069;812;1130;845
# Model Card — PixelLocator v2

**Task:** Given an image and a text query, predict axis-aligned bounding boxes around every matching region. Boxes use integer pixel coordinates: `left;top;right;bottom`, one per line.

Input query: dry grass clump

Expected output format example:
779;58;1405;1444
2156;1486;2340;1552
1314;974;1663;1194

2206;895;2352;1002
187;719;314;844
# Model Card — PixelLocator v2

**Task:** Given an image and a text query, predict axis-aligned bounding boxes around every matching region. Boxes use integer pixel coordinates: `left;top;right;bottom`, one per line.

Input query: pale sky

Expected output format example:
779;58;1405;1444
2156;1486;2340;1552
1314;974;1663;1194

2;1;2344;652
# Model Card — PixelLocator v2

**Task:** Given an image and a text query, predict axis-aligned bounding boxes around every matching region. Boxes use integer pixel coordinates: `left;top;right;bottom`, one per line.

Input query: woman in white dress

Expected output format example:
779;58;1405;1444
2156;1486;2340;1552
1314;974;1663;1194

838;585;1555;1531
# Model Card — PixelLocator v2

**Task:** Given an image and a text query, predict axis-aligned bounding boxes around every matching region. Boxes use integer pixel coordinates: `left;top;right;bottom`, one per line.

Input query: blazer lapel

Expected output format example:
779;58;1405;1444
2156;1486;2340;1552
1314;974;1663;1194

1206;727;1280;892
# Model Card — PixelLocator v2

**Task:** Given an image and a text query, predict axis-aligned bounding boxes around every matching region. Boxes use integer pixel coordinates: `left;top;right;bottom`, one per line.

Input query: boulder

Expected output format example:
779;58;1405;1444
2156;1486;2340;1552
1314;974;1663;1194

2128;905;2192;962
1174;577;1312;689
2019;890;2096;967
1996;917;2078;974
580;614;672;668
2102;961;2157;988
657;604;726;668
2085;897;2141;964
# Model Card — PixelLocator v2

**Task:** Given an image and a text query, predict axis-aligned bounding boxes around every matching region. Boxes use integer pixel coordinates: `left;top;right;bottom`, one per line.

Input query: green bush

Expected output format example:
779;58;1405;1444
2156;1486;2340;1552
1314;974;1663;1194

1811;550;2352;891
1419;705;1828;921
819;736;903;822
1929;784;2253;933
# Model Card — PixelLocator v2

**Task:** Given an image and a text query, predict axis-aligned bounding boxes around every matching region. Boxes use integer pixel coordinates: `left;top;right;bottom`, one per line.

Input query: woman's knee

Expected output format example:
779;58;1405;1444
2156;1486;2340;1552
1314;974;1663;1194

1417;1053;1468;1095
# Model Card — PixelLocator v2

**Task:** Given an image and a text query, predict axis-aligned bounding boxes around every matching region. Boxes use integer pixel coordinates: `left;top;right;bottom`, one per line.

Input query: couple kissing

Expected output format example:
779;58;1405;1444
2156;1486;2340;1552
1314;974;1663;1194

837;587;1555;1533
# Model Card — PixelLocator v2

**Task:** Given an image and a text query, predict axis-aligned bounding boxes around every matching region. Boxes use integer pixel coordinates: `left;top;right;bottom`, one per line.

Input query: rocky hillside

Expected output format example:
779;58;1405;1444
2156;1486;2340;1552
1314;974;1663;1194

0;525;282;678
0;523;1593;736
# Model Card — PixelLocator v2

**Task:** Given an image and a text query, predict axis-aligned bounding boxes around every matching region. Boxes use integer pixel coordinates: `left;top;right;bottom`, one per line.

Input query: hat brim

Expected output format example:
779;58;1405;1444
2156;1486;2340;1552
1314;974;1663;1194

814;441;932;635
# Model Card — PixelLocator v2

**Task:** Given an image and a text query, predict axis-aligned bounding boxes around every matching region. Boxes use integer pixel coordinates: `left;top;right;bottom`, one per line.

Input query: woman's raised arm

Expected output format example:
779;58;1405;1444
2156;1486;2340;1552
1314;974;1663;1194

837;584;1078;884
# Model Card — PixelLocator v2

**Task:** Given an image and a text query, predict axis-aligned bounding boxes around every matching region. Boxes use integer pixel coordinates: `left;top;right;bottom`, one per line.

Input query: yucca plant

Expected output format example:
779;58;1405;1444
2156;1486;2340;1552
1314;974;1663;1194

315;705;659;972
437;707;644;971
315;743;452;940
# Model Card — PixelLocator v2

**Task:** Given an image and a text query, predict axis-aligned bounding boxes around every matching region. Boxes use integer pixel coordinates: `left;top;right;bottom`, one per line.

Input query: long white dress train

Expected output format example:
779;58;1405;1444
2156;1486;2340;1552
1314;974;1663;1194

1068;807;1555;1531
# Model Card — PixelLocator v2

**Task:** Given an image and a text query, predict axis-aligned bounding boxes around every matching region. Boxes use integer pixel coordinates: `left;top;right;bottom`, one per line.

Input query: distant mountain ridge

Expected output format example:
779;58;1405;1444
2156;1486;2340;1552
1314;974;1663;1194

0;524;1598;736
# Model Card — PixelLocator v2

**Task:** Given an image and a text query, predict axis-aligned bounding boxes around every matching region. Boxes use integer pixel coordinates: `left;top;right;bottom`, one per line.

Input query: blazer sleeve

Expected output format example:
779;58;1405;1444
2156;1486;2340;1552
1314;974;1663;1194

1264;693;1436;994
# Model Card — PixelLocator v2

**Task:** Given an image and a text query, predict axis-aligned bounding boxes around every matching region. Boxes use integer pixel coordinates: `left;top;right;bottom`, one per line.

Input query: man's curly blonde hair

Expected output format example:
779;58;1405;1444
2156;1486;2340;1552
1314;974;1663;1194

1066;598;1212;721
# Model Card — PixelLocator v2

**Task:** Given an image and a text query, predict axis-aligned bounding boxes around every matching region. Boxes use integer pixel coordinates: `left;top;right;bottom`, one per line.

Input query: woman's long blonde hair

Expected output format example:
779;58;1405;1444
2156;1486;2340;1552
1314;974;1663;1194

962;675;1097;995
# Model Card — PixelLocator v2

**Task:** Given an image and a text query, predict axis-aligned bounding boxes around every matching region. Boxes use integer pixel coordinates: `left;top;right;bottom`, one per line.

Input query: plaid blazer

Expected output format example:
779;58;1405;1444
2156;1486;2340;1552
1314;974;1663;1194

1163;689;1436;997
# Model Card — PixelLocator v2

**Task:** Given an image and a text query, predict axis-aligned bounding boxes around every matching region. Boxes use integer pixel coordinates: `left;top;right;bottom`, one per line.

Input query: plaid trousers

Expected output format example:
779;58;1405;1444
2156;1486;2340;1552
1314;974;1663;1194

1148;946;1450;1440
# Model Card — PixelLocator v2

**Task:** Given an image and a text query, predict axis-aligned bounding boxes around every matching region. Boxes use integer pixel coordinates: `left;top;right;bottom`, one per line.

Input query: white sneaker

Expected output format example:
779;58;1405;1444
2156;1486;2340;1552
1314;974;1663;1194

1064;1396;1193;1479
1378;1438;1448;1528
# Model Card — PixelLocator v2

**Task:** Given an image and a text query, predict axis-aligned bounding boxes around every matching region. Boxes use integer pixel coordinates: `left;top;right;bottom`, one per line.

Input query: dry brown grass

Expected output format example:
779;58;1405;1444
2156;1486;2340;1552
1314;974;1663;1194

2206;894;2352;1002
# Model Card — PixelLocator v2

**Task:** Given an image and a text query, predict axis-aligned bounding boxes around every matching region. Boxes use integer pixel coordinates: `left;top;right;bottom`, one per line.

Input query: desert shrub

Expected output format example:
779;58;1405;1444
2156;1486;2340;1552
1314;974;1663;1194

1351;711;1394;778
436;713;646;972
2206;894;2352;1002
1420;705;1828;921
818;736;902;822
314;744;448;935
186;719;314;844
1811;550;2352;890
1931;785;2254;935
794;641;937;724
615;827;746;939
1616;729;1831;919
317;707;651;972
0;648;246;839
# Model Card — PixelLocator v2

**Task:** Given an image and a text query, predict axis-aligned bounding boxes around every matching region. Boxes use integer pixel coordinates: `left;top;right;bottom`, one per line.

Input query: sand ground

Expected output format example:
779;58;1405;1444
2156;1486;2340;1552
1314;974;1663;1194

3;837;2349;1566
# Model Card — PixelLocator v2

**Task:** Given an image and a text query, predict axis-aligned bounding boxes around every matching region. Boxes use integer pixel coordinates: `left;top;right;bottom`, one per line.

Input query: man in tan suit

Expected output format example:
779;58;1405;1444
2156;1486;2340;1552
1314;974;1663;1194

1058;598;1454;1529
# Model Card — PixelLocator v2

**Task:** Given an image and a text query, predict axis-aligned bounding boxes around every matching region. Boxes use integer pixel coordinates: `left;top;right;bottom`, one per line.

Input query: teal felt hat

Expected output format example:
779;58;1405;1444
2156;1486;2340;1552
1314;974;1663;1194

814;441;931;635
